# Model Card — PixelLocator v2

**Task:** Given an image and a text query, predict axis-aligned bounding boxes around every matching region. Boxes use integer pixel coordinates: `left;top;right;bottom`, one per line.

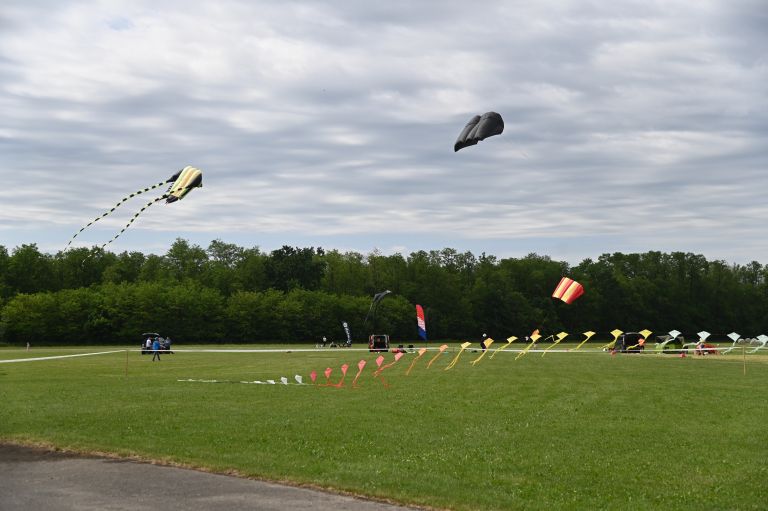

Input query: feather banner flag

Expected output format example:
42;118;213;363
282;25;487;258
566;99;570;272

572;331;596;351
490;336;517;359
542;332;568;357
515;330;541;360
552;277;585;304
352;359;367;387
471;338;494;365
406;348;428;375
416;304;427;341
445;342;472;370
426;344;449;368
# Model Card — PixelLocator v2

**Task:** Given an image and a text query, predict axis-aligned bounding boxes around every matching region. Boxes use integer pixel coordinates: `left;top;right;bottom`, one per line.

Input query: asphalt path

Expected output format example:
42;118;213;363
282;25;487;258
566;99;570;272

0;444;420;511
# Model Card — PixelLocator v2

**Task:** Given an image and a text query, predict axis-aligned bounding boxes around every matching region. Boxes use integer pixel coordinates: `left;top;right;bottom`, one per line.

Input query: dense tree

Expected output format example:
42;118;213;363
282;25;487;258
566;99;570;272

266;246;324;291
102;251;147;284
5;244;55;294
2;239;768;345
0;245;10;300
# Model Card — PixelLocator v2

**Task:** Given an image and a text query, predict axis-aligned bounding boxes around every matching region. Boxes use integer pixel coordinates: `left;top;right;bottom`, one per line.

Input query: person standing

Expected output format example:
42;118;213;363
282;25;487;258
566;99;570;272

152;337;161;361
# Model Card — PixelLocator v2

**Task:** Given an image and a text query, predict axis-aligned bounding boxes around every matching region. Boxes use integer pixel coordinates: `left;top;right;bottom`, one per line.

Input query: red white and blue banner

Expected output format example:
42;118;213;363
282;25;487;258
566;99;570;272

416;304;427;340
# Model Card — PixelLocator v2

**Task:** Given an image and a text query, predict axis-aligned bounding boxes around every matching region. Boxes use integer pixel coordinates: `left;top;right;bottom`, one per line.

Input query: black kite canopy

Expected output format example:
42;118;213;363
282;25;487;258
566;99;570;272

454;112;504;152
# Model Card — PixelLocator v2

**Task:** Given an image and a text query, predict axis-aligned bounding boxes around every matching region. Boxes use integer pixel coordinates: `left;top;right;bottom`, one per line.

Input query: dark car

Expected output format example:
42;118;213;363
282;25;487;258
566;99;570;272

616;332;646;353
368;334;390;352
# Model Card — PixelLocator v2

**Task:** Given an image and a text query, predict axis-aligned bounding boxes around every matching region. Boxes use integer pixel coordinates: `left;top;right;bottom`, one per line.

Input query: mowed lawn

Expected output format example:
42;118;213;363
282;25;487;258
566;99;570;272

1;344;766;510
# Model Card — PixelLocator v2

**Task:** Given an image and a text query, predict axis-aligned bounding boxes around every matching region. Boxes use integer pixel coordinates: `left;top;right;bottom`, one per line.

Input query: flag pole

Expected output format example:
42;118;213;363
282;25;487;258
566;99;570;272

743;345;746;375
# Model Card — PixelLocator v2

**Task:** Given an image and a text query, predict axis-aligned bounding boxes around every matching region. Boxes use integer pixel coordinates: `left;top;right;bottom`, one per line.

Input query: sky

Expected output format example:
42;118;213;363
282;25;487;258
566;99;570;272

1;0;766;265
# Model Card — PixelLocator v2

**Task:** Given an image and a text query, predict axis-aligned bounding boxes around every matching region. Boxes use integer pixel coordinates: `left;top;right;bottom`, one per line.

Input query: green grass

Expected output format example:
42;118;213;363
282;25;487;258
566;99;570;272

1;344;766;510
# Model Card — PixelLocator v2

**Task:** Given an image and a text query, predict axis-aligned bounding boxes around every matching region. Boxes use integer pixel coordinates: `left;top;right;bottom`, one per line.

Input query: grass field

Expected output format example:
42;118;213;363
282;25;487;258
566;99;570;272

1;344;766;510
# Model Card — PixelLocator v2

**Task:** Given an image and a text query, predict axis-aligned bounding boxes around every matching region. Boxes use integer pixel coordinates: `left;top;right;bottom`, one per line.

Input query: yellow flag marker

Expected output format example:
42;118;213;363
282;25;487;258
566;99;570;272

470;338;495;366
542;332;568;357
515;332;542;360
572;331;596;351
627;329;652;351
426;344;449;368
445;342;472;370
601;329;624;350
490;336;517;359
405;348;428;375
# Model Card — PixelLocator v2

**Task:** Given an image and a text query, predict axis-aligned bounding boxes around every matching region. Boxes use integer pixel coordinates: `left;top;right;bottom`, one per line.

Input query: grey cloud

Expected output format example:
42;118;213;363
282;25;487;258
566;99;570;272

0;0;766;264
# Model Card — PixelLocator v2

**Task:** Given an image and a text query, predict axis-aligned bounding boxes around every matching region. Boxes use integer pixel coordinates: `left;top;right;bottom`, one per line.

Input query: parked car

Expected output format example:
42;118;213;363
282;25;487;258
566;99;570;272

368;334;390;352
616;332;646;353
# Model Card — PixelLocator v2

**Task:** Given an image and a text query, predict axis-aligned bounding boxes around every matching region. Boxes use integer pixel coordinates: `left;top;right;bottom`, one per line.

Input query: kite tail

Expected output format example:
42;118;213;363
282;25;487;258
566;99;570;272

63;180;168;252
97;195;165;251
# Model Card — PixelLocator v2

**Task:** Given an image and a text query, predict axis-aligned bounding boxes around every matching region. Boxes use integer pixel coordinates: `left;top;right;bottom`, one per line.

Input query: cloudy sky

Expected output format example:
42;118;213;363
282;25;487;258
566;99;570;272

1;0;766;264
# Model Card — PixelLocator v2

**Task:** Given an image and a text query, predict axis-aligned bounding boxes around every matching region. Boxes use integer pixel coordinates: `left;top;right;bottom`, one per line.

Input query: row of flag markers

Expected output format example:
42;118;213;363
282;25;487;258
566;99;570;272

444;342;471;370
601;329;625;350
542;332;569;357
256;327;740;389
515;330;541;361
405;348;428;375
426;344;449;368
573;331;596;350
490;336;517;359
627;329;653;350
470;338;494;366
352;359;367;387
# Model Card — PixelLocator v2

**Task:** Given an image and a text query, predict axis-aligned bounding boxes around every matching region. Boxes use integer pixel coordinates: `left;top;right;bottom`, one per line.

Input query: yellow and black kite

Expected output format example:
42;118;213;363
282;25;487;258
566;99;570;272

64;166;202;251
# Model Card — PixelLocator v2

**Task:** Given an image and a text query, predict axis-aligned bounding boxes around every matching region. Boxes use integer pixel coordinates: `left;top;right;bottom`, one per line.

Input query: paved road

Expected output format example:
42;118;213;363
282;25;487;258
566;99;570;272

0;444;420;511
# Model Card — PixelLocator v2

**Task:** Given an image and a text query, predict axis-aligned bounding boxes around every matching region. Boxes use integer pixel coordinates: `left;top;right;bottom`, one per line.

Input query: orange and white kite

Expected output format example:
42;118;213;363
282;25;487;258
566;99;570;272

552;277;585;304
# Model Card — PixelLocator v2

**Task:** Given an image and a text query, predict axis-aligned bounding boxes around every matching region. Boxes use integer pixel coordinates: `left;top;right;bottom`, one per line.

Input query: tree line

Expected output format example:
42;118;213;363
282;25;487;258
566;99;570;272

1;239;767;345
